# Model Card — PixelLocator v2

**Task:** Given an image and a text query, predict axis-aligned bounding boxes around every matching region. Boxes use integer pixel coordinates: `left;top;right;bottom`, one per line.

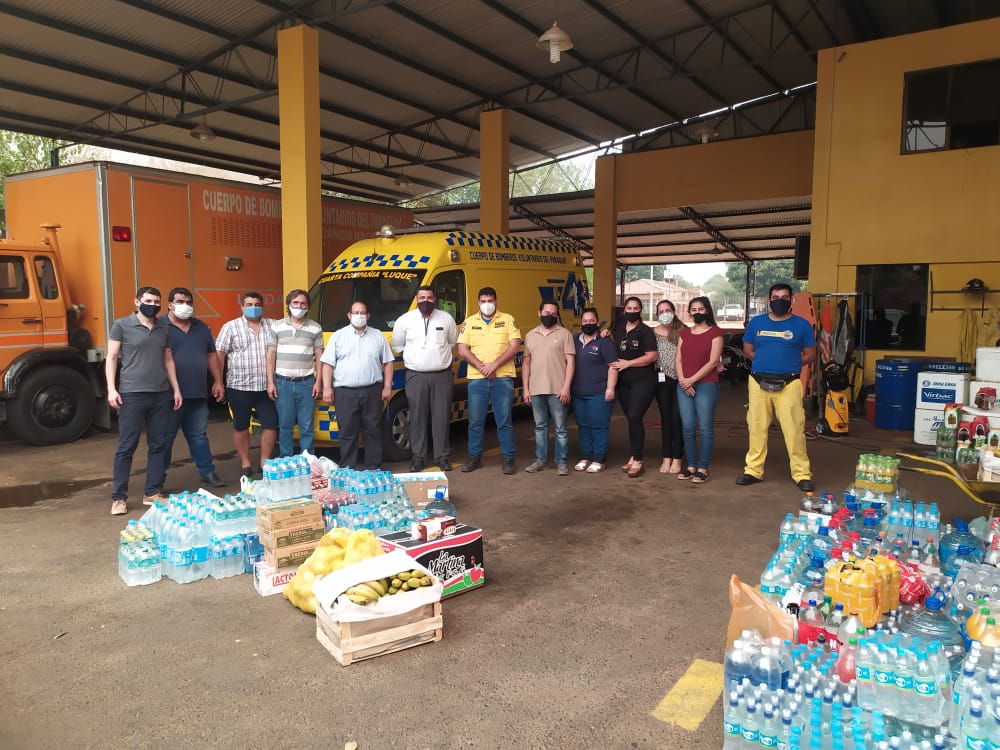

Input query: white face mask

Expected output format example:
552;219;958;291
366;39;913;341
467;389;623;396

289;307;308;319
658;312;674;325
173;303;194;320
479;302;496;317
350;313;367;329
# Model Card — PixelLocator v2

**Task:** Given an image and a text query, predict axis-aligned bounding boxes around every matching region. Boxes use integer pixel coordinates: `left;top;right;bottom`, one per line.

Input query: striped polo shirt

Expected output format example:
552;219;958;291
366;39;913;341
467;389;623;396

268;317;324;378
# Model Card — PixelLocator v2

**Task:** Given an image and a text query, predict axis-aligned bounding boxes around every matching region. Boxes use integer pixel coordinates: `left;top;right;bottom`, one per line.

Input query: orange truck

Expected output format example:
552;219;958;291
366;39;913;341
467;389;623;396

0;161;411;445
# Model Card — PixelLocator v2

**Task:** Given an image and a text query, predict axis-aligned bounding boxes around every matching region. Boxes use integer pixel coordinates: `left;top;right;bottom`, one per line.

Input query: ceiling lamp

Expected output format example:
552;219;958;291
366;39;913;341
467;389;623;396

537;21;573;64
693;123;718;144
394;173;412;187
190;117;216;142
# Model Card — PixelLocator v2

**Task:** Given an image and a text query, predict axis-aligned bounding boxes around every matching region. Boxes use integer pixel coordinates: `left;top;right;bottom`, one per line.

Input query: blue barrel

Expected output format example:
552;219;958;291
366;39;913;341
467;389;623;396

875;359;919;430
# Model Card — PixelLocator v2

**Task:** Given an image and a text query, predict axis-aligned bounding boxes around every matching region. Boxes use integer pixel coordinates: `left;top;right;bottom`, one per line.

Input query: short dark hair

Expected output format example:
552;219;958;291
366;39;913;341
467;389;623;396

477;287;497;299
242;291;264;305
538;299;559;312
416;285;435;295
136;286;161;299
285;288;310;306
768;283;793;298
581;307;599;319
168;287;192;303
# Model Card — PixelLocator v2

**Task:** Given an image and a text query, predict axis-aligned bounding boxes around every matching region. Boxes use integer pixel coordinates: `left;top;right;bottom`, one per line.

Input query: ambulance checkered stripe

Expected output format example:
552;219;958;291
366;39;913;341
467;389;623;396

327;253;431;270
445;232;574;254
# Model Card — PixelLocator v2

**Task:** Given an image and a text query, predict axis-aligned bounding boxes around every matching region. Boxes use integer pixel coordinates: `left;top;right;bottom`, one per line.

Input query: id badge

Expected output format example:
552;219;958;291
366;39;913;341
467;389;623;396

657;371;666;383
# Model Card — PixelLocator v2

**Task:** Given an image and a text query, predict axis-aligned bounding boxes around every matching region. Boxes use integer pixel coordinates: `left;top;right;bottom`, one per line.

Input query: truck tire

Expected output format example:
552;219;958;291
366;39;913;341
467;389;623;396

381;395;412;462
6;366;96;445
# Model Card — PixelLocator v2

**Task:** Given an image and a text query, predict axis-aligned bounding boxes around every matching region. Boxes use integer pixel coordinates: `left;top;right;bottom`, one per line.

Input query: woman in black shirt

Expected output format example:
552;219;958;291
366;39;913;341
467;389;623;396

610;297;658;477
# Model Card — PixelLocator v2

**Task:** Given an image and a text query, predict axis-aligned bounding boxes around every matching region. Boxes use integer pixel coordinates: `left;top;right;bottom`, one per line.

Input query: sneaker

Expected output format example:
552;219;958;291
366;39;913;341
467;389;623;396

436;457;453;472
796;479;815;492
735;473;762;486
111;499;128;516
502;458;516;475
557;463;570;476
524;460;546;473
460;455;482;473
142;491;167;506
409;457;426;472
199;471;226;488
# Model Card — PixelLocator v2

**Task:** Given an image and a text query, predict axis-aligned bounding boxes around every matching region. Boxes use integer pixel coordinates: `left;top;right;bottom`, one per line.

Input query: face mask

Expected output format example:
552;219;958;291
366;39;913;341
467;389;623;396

138;303;160;318
479;302;496;317
692;312;707;324
172;303;194;320
244;306;263;320
540;314;557;328
350;313;367;329
289;307;308;319
658;312;674;325
417;300;435;316
581;323;599;336
770;298;792;316
624;311;641;323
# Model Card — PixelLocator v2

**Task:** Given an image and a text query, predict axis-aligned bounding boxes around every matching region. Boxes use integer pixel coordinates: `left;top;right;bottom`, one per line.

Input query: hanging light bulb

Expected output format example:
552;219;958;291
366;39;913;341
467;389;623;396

537;21;573;64
190;116;216;142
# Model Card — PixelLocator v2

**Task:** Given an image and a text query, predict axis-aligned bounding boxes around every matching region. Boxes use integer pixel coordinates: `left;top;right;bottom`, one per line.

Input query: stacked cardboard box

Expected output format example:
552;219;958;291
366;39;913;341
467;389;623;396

256;498;324;574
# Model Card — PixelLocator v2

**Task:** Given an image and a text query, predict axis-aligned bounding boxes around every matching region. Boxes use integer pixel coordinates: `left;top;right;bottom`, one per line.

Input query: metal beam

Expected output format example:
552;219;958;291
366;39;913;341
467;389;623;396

509;202;592;255
678;205;753;263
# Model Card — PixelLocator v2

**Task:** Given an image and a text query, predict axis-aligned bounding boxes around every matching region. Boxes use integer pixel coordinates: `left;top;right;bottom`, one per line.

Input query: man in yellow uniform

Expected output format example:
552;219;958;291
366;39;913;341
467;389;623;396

457;287;522;475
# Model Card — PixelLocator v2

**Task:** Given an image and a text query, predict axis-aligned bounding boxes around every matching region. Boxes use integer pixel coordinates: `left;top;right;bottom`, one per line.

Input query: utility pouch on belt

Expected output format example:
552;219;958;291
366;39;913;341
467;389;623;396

751;372;799;392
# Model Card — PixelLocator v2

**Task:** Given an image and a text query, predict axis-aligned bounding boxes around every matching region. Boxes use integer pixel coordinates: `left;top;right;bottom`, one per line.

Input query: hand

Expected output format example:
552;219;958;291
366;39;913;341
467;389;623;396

267;383;277;400
173;391;183;410
716;362;725;373
684;385;696;397
322;388;333;405
381;385;392;401
211;382;225;402
523;388;531;405
609;360;628;372
479;362;496;378
557;388;570;405
311;381;321;399
107;389;122;409
604;388;615;403
599;329;611;338
679;377;694;390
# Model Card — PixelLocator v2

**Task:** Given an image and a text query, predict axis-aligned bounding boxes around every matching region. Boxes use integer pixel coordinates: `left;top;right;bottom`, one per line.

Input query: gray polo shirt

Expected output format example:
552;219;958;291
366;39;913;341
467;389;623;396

109;313;170;393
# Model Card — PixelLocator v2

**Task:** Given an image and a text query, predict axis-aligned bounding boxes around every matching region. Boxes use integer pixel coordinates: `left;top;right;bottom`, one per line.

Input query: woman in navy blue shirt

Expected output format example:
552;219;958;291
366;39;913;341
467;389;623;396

571;308;619;473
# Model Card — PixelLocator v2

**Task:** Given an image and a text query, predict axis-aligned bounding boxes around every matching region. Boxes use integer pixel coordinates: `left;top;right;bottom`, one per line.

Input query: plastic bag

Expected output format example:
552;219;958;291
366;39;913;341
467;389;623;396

726;574;794;650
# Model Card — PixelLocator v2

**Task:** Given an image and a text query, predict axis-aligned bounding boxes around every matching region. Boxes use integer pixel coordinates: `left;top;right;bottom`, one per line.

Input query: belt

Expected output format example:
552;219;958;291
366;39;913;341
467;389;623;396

275;374;315;383
336;383;381;390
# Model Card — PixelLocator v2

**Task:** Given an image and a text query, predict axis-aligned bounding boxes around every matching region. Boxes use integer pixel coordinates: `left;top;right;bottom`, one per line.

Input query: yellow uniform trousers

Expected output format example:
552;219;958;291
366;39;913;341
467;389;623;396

743;377;812;482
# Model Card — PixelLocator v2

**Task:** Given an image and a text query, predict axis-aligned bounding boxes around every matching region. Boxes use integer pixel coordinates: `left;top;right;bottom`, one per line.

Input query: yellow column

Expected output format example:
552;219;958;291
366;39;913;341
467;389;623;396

479;109;509;234
278;25;322;290
593;155;618;320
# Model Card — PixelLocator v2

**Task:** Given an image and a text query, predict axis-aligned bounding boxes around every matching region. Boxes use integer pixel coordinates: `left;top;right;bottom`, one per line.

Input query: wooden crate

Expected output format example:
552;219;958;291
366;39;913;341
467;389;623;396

315;601;442;666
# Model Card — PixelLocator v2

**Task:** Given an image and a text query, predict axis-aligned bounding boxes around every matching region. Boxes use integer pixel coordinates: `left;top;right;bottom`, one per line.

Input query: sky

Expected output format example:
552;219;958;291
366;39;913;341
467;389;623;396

664;262;727;287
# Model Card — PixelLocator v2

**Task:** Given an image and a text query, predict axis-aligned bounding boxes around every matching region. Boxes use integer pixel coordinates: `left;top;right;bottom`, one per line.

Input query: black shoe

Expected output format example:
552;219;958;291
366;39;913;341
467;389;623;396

460;455;482;473
199;471;226;488
436;457;452;472
502;458;515;475
409;457;425;472
241;466;253;479
735;473;763;486
796;479;815;492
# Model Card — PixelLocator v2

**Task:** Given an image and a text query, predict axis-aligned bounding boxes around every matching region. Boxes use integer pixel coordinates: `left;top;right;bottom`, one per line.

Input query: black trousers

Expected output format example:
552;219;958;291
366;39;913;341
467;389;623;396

405;368;453;460
334;383;383;469
655;377;684;460
617;372;656;461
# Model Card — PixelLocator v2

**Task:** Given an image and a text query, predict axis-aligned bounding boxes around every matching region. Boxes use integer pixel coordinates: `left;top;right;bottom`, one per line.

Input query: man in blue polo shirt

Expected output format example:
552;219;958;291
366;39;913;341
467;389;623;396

159;287;226;490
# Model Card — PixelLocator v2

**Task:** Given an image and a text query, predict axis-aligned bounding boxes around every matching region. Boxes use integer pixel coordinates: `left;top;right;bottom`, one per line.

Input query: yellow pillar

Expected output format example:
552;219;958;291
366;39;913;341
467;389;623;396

479;109;510;234
278;25;322;290
593;155;618;320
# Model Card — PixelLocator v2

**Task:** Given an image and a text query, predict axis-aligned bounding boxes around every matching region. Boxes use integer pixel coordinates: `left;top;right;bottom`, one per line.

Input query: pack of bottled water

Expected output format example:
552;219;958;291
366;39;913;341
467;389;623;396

118;520;161;586
951;560;1000;620
256;455;313;503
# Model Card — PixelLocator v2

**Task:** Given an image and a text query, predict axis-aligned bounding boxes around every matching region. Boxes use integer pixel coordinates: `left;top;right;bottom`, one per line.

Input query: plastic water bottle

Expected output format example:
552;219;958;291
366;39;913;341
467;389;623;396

798;600;825;645
952;659;981;738
725;640;753;693
741;697;760;747
825;603;847;647
927;502;941;543
962;698;989;749
424;487;456;519
174;522;194;584
189;520;209;580
835;638;858;684
759;702;779;748
750;646;785;691
723;691;742;749
855;639;877;710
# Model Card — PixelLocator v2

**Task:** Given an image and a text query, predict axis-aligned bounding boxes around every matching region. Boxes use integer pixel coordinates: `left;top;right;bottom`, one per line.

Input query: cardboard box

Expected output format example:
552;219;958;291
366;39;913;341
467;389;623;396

393;472;449;510
913;407;944;445
378;523;484;599
253;561;297;596
915;372;969;410
259;519;326;550
264;540;317;570
256;498;322;532
977;348;1000;381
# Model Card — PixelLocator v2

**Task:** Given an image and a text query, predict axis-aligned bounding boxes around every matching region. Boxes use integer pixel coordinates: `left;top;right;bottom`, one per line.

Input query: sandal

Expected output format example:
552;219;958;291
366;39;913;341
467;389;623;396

621;458;635;473
677;467;695;480
691;470;710;484
627;461;645;478
574;460;590;472
586;462;606;473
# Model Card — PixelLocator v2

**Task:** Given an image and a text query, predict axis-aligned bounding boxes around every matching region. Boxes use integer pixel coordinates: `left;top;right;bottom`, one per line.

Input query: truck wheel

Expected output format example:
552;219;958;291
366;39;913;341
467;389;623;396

382;395;412;462
7;366;96;445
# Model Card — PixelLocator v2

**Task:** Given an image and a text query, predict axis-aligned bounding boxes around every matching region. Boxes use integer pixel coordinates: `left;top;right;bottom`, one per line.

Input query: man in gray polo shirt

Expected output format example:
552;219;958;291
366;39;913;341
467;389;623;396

105;286;182;515
320;301;394;469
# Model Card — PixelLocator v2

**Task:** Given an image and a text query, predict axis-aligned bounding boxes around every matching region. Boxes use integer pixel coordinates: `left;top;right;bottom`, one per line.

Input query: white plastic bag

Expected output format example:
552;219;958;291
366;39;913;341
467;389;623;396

312;549;442;621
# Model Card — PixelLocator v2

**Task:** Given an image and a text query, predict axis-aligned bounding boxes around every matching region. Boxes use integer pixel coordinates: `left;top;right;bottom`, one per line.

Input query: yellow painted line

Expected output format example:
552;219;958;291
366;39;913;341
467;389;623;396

650;658;724;731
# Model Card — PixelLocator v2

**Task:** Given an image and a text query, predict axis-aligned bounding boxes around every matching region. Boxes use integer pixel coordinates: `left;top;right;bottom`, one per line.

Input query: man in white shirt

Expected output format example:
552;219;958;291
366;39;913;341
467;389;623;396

391;286;458;472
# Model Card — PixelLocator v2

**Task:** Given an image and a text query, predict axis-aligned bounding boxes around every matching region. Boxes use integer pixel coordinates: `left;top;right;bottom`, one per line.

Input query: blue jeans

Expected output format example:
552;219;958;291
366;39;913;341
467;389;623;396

112;391;172;500
572;393;615;463
467;377;515;460
530;394;569;465
676;381;720;470
162;398;215;479
275;375;316;456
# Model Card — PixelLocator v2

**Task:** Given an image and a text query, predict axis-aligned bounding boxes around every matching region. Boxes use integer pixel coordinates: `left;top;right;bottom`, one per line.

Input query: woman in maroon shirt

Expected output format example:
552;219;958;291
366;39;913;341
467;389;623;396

674;296;724;483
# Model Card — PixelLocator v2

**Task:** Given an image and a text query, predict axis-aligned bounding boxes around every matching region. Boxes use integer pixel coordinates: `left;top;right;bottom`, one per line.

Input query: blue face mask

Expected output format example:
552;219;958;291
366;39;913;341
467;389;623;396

243;306;263;320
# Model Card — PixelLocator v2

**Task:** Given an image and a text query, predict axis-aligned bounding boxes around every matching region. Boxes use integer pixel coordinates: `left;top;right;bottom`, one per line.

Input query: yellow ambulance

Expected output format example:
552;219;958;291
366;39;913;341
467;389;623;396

308;227;590;460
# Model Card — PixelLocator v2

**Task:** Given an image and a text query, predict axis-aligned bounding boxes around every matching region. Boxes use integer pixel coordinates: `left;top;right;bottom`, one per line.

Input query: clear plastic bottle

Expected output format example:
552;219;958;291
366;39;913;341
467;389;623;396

951;659;980;738
759;702;779;748
826;603;847;648
722;691;742;750
855;638;877;710
836;638;859;684
424;487;456;519
190;519;209;580
741;697;760;747
798;601;826;645
961;698;989;750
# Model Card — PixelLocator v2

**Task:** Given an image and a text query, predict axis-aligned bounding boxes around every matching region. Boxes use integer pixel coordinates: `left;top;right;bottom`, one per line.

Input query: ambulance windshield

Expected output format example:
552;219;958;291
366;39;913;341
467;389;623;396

311;269;426;331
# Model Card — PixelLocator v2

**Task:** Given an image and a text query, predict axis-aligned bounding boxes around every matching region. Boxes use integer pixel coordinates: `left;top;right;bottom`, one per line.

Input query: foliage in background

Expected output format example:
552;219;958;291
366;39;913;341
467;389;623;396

0;130;87;235
726;259;805;300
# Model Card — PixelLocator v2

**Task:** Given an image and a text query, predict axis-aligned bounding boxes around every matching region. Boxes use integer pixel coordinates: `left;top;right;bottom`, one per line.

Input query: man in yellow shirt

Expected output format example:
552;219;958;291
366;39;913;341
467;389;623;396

457;287;522;474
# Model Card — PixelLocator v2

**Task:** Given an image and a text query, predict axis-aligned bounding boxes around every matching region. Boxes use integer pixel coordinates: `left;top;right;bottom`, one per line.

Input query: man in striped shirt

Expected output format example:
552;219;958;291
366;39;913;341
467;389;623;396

266;289;324;457
216;291;278;478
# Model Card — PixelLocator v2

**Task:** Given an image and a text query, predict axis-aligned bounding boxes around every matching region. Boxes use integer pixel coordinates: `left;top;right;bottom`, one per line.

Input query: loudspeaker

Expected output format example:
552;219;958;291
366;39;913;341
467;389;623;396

793;235;810;280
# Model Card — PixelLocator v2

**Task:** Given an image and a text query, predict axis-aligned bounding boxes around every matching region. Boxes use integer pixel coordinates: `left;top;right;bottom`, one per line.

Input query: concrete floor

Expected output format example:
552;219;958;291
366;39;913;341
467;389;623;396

0;387;978;749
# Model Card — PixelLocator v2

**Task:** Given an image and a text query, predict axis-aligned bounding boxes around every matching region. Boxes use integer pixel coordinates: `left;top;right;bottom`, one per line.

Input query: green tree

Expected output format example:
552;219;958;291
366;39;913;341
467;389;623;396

726;260;804;298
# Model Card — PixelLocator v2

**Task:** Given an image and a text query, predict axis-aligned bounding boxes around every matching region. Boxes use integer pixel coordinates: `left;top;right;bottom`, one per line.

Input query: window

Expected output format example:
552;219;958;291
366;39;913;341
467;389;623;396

430;270;465;322
0;256;29;299
856;264;929;350
903;60;1000;153
310;269;426;332
33;256;58;300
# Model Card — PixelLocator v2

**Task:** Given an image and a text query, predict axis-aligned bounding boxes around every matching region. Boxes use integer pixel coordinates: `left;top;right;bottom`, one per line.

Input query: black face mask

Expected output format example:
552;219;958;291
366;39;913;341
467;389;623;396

624;311;641;323
138;303;161;318
581;323;599;336
770;298;792;316
692;312;708;324
416;300;435;316
540;314;557;328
